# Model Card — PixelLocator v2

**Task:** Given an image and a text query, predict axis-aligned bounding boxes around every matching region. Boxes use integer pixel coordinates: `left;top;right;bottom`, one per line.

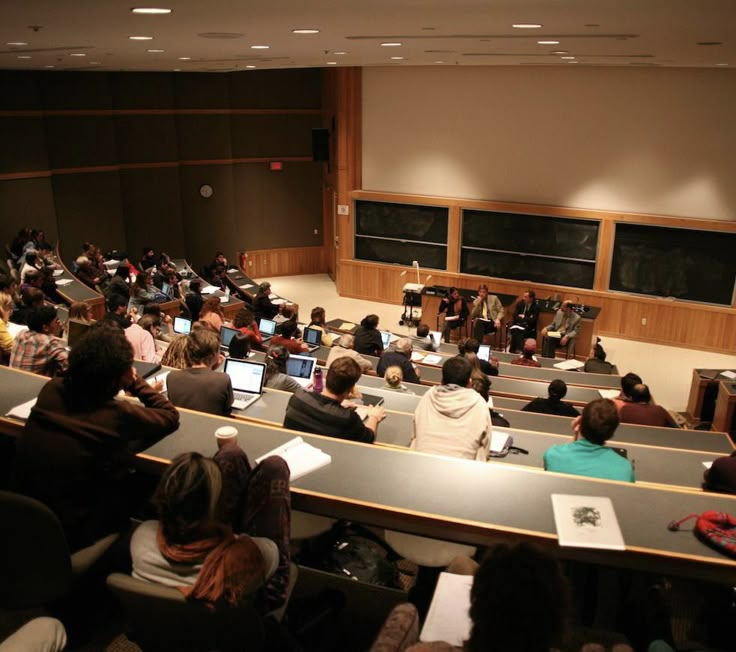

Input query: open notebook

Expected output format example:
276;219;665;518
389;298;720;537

256;436;331;480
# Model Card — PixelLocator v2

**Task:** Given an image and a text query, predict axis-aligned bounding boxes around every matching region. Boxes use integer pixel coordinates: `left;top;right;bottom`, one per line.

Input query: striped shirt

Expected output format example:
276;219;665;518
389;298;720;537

9;330;69;377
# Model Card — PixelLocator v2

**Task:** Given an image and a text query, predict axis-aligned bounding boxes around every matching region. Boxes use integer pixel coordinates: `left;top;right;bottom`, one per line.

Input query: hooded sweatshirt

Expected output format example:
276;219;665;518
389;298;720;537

411;384;492;462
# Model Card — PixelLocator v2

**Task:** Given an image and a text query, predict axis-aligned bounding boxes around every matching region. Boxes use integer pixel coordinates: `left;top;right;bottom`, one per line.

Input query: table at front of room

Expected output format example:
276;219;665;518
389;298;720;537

138;407;736;585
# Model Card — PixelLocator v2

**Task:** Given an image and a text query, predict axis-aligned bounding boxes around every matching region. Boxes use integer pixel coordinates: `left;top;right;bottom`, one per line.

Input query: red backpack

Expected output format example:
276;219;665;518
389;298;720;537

668;511;736;558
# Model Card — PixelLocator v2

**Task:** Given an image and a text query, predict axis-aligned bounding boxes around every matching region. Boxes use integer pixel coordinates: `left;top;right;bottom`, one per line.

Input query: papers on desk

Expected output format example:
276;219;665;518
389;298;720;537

7;322;28;338
598;389;620;400
52;269;65;277
147;371;170;392
411;351;425;362
239;284;255;290
55;278;74;286
551;494;625;551
227;268;239;274
256;436;331;481
719;370;736;380
268;293;278;299
200;285;218;295
420;572;473;646
338;321;356;331
703;461;713;470
272;298;287;306
554;359;584;370
489;428;512;454
103;259;121;268
6;397;37;421
423;354;443;366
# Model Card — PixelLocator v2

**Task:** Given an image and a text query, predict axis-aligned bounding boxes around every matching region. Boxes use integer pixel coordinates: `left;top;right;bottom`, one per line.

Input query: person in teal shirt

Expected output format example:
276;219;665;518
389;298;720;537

543;398;635;482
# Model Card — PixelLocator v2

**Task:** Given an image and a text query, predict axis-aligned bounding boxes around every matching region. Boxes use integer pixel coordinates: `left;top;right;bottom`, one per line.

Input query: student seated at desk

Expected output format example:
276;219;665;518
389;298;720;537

410;323;438;352
307;306;334;347
160;333;189;369
412;357;492;462
264;345;301;393
522;379;579;418
619;384;677;428
325;333;373;373
9;305;68;377
228;332;252;360
511;338;542;368
12;322;179;552
353;313;384;357
283;357;385;443
11;286;43;326
584;340;618;375
130;449;292;616
199;296;226;333
458;337;498;376
377;337;421;385
270;320;308;354
543;399;635;483
233;307;263;350
184;279;204;322
382;365;415;394
703;451;736;495
0;291;15;361
167;328;233;416
253;281;280;322
611;372;642;412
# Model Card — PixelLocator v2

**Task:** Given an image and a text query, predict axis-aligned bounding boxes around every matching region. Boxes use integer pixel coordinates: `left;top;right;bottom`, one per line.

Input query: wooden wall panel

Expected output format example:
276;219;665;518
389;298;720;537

0;178;58;251
41;72;113;109
114;115;179;163
228;69;321;109
44;116;118;169
0;117;50;173
174;74;230;109
0;71;42;110
244;246;326;277
229;114;320;158
175;115;232;161
111;72;176;109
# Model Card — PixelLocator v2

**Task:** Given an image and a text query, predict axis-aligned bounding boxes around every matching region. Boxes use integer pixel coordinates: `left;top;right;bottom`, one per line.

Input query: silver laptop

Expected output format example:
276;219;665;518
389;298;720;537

380;331;392;349
220;325;239;352
286;354;317;387
477;344;491;361
429;330;442;348
303;327;323;352
259;318;276;342
224;358;267;411
173;316;192;335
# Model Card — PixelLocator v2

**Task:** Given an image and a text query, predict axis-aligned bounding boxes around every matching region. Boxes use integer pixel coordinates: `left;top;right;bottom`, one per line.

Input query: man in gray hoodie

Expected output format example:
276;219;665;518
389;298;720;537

411;356;492;461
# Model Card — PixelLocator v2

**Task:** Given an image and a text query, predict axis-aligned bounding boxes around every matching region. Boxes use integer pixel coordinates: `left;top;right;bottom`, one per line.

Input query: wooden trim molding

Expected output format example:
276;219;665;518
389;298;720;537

243;246;326;277
0;108;321;117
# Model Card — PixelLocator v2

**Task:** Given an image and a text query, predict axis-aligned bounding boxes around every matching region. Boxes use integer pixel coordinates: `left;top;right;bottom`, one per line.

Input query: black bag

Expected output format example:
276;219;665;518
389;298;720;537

296;520;402;589
490;410;510;427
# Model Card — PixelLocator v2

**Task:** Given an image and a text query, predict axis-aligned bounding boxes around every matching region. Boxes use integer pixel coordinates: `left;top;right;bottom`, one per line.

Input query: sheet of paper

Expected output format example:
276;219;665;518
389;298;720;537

554;359;584;370
55;278;74;286
423;354;443;366
7;322;28;338
268;293;278;299
239;284;255;290
256;436;332;481
420;572;473;646
551;494;625;551
703;461;713;469
411;351;426;362
489;428;512;453
6;397;37;420
719;370;736;379
338;321;356;331
200;285;218;294
598;389;620;400
103;259;121;267
444;315;460;321
546;330;562;338
227;268;239;273
272;298;287;306
52;269;65;277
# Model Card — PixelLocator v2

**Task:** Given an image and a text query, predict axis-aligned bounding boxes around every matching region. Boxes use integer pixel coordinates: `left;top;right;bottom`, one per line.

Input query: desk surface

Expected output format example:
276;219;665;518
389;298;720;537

172;259;245;313
139;407;736;584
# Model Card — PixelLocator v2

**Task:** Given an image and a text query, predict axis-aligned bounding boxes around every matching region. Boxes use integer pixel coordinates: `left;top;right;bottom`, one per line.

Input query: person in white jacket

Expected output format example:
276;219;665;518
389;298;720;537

411;356;492;462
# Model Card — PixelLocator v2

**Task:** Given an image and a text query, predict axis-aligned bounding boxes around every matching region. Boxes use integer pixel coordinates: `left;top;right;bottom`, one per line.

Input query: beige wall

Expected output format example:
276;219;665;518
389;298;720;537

362;66;736;221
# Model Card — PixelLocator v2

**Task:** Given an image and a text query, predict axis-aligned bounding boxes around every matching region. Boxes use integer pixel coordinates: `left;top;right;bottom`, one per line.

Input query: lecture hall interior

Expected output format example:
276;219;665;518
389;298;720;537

1;0;736;650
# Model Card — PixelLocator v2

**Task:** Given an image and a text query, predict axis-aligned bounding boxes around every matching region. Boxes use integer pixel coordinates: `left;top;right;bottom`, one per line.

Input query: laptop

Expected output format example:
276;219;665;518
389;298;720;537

66;319;92;349
429;330;442;348
224;358;267;411
161;281;172;298
477;344;491;361
380;331;392;349
303;327;323;352
286;354;317;387
173;316;192;335
220;325;239;352
259;318;277;343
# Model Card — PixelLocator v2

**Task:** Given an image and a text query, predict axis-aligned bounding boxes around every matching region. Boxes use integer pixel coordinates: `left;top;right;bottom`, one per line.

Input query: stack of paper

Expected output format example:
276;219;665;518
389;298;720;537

554;359;585;370
423;354;443;366
52;269;65;277
200;285;218;295
6;398;37;420
56;279;74;286
256;436;332;481
410;351;426;362
720;370;736;380
551;494;625;550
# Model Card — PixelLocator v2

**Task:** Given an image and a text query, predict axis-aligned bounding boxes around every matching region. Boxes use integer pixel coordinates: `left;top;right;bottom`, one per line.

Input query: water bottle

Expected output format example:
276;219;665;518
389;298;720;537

313;366;323;393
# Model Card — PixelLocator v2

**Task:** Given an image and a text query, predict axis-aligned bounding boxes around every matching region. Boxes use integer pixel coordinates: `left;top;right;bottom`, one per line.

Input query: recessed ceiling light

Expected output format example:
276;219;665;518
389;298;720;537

381;42;402;47
17;55;31;59
147;49;165;53
512;23;543;29
6;41;28;46
333;51;348;55
567;61;579;64
44;65;55;68
173;68;181;71
178;56;191;60
538;40;560;45
251;45;270;49
433;60;445;64
129;35;154;40
390;56;404;60
70;53;86;57
131;7;172;14
561;56;576;60
326;61;337;65
245;65;257;69
552;50;568;54
90;61;101;65
292;29;320;34
716;62;729;66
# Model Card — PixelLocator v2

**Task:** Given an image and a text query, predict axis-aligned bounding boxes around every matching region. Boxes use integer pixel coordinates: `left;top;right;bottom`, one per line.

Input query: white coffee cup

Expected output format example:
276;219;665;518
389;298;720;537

215;425;238;449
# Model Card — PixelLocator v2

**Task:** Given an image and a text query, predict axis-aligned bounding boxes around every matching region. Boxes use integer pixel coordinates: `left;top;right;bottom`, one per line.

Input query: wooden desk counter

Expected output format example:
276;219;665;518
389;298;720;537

712;380;736;435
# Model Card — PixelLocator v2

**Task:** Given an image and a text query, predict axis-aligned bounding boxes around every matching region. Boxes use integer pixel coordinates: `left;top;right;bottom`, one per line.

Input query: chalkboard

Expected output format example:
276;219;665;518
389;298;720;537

461;249;596;289
460;209;599;289
610;223;736;305
462;210;599;260
354;200;449;269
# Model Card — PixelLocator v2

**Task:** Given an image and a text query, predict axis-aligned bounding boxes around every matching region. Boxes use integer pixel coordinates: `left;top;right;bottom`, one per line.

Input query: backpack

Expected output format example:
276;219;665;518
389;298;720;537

668;511;736;558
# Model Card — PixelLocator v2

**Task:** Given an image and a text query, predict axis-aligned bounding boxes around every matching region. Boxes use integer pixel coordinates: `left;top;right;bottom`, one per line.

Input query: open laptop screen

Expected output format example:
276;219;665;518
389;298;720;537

220;326;239;349
224;358;267;394
173;316;192;335
477;344;491;361
287;354;316;381
303;327;322;347
259;318;276;336
380;331;392;349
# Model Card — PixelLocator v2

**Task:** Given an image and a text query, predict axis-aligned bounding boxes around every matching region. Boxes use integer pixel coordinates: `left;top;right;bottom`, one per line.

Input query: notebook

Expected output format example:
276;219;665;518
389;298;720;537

287;354;317;387
224;358;267;410
220;325;239;352
259;318;276;342
302;327;323;352
477;344;491;361
173;316;192;335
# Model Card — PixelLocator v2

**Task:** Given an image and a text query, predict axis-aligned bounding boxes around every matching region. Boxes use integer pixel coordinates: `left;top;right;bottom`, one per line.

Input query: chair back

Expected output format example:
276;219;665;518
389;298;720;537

0;491;72;609
106;573;264;652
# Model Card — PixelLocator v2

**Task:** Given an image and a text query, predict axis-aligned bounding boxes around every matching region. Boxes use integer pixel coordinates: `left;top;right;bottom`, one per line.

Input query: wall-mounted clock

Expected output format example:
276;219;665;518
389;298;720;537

199;184;214;198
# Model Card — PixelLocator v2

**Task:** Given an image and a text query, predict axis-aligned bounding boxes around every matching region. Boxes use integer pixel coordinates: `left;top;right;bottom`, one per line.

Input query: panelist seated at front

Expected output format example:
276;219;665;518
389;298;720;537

508;290;539;353
469;283;504;343
541;300;581;358
438;287;469;343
